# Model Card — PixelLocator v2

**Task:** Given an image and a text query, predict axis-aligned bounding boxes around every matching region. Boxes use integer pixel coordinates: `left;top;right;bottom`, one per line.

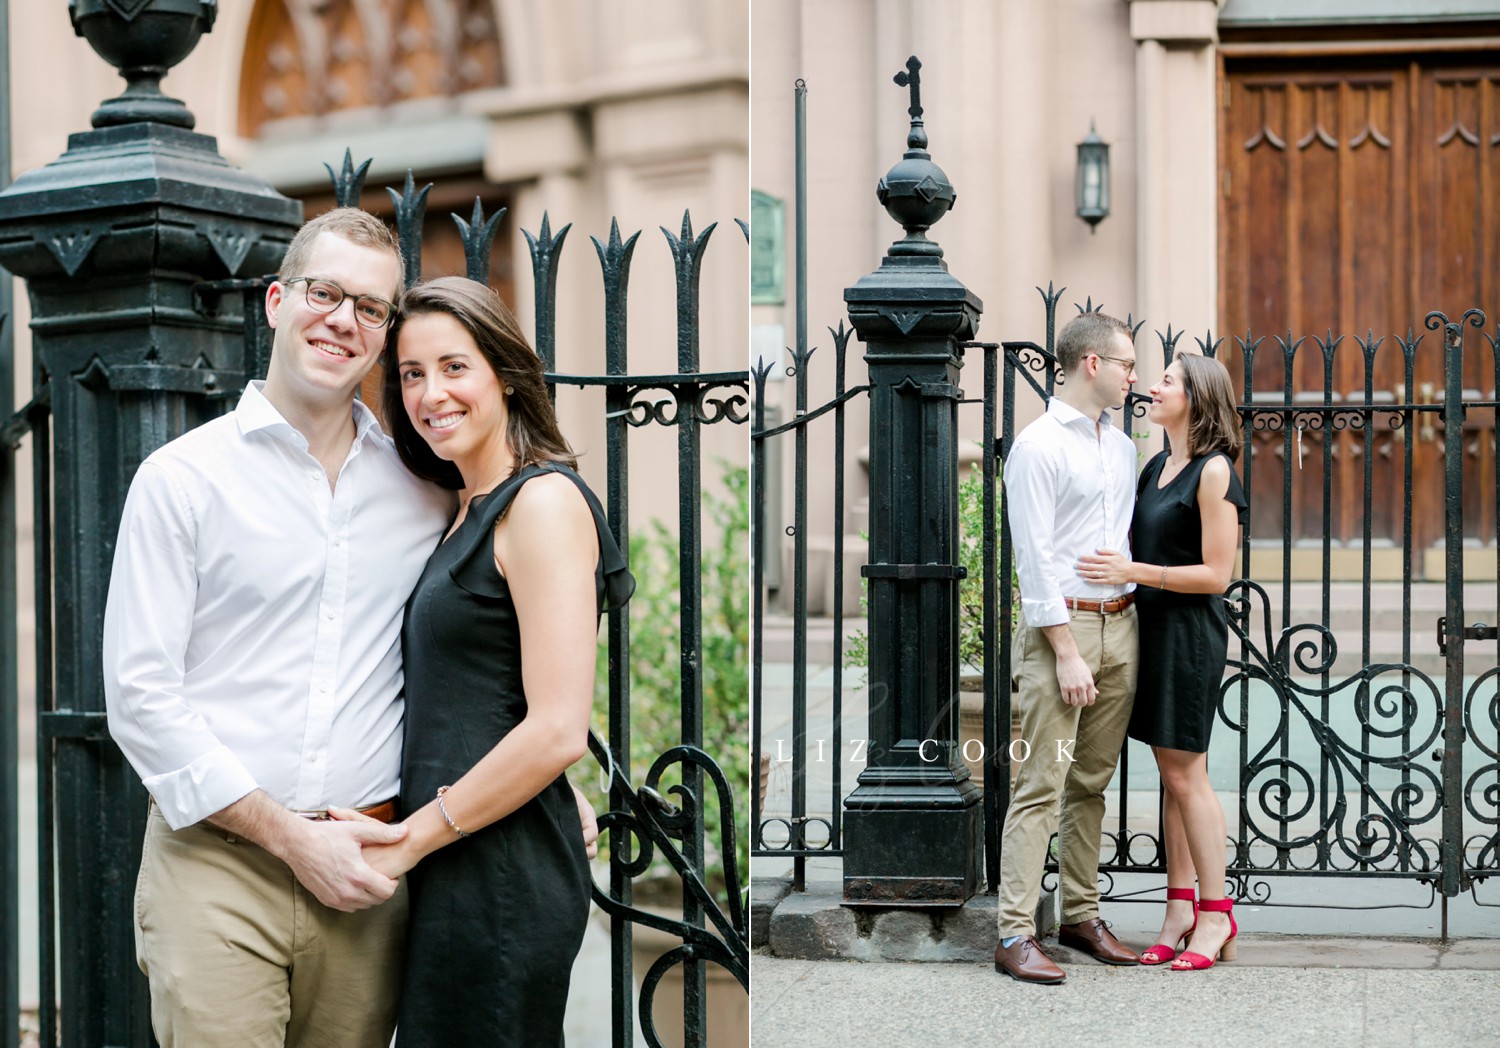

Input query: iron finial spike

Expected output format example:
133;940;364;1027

452;197;506;283
324;148;372;208
386;169;432;289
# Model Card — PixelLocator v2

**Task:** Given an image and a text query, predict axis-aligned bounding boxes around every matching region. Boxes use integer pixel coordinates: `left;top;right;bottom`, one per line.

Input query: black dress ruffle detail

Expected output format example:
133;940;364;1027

446;461;635;612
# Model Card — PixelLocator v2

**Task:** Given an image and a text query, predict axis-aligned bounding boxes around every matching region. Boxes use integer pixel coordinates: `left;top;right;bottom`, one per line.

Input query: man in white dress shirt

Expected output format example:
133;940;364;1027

993;312;1142;984
105;208;460;1043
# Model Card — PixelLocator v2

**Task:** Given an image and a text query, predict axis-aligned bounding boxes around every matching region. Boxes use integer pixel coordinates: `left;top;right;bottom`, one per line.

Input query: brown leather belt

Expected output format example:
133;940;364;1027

1064;593;1135;615
295;798;398;824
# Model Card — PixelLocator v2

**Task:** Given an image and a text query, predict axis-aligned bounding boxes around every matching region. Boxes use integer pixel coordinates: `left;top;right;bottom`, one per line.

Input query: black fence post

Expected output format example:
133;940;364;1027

0;1;17;1041
840;57;983;906
0;4;300;1042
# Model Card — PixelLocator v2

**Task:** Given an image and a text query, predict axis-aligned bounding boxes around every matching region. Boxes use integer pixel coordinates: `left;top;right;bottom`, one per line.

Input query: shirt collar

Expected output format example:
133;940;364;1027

235;381;383;451
1046;396;1113;429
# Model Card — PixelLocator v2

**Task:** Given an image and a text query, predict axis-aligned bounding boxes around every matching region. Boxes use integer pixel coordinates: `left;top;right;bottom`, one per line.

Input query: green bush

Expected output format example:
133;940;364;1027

588;464;749;900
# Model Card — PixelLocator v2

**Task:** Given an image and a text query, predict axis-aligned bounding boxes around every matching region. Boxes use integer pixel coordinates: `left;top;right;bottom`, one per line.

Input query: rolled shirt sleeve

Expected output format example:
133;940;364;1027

1004;438;1071;628
102;461;258;829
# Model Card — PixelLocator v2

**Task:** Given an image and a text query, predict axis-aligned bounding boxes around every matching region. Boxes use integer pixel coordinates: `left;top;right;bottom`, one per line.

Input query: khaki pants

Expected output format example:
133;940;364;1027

135;804;407;1047
997;606;1138;937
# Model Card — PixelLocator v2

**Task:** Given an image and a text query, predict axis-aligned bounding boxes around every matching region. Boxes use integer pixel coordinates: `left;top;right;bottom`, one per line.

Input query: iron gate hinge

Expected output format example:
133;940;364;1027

1436;616;1498;656
862;563;967;580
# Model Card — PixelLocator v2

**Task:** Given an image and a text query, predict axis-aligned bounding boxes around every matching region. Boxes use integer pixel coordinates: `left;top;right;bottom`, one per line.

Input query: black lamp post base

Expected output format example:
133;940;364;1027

842;787;984;907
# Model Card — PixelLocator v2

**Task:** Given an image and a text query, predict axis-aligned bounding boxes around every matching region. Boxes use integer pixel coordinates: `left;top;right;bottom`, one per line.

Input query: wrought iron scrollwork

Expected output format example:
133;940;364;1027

586;733;747;1048
756;814;835;853
1244;407;1410;435
1222;580;1445;874
614;378;751;428
1464;669;1500;876
1001;342;1056;405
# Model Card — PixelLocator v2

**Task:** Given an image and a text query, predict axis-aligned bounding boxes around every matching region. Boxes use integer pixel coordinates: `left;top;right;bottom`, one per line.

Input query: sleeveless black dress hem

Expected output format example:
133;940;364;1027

394;463;633;1047
1127;450;1247;754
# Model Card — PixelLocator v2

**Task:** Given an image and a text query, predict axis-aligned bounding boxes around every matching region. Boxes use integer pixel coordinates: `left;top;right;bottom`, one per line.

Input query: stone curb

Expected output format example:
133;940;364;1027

757;883;1500;968
762;882;1055;962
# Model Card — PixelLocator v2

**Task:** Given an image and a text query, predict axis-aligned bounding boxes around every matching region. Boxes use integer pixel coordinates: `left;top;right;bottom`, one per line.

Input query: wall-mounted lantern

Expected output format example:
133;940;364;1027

1075;119;1110;233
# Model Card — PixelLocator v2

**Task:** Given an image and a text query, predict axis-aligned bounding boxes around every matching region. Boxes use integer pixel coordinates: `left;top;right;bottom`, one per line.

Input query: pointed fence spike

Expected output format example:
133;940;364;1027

323;148;372;208
452;197;507;283
386;169;433;289
523;210;574;374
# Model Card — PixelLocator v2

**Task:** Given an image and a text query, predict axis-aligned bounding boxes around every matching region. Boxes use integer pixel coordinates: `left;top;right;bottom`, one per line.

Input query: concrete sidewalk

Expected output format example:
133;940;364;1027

752;861;1500;1047
751;954;1500;1048
750;604;1500;1045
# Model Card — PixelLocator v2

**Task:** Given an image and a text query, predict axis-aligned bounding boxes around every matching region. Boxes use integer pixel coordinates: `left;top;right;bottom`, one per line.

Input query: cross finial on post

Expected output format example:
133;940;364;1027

894;56;922;119
894;55;928;151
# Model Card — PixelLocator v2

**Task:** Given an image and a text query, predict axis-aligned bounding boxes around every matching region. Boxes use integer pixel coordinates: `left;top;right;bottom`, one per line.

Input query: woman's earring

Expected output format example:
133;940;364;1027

505;386;516;395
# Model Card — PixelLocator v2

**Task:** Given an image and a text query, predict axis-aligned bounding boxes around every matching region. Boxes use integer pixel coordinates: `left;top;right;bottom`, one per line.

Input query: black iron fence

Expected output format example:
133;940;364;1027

0;140;748;1046
752;59;1500;934
978;299;1500;925
753;281;1500;924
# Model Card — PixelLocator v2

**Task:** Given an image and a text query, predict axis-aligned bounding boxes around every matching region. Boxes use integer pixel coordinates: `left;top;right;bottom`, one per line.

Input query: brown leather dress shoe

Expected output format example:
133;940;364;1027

993;935;1066;984
1058;917;1139;965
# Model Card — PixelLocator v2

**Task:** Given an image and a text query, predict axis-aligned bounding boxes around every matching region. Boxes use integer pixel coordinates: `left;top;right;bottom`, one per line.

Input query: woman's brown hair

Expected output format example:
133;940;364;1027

382;277;577;489
1177;352;1242;461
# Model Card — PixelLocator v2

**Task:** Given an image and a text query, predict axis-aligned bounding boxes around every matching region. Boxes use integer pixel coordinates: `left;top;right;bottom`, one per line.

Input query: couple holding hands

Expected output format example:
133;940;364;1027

995;312;1247;985
103;208;629;1045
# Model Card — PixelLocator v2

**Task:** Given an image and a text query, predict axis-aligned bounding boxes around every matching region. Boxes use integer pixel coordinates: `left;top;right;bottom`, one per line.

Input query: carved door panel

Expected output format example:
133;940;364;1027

1415;65;1500;560
1221;55;1499;578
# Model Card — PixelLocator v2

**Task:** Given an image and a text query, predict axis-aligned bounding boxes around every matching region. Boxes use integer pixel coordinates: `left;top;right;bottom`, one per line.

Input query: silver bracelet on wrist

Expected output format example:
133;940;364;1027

435;785;470;838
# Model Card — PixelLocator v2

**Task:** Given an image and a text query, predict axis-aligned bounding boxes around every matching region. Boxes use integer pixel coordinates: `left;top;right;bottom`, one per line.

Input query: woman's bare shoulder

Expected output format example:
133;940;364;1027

1197;453;1232;499
497;470;595;552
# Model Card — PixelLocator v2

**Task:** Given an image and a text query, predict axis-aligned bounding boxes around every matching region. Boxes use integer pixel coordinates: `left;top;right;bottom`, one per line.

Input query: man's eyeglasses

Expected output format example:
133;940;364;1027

284;278;395;330
1093;352;1137;372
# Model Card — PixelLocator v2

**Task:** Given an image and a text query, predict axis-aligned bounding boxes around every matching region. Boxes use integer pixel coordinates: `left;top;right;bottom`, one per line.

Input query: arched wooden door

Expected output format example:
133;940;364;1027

1220;50;1499;579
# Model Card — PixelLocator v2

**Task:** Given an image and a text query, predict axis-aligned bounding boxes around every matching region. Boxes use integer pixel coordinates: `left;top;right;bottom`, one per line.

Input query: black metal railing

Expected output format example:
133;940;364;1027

1;370;52;1048
971;296;1500;924
314;154;754;1047
4;146;748;1045
751;81;867;889
1;308;30;1048
753;278;1500;929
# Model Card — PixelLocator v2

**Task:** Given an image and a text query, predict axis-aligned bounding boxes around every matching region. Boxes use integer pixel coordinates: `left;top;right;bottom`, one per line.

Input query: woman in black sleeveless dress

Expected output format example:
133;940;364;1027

1078;353;1246;973
364;276;632;1044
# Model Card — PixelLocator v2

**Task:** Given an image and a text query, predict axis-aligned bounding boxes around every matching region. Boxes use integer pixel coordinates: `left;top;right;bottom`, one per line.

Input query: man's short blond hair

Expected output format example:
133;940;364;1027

278;208;402;291
1055;312;1132;374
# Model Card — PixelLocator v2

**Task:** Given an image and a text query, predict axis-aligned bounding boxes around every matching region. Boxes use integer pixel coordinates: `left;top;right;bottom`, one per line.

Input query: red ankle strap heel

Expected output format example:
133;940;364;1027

1172;897;1237;971
1140;888;1198;966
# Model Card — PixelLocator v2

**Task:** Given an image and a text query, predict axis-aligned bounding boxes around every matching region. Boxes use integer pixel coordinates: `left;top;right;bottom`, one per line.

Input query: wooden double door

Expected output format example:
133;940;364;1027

1221;52;1499;578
